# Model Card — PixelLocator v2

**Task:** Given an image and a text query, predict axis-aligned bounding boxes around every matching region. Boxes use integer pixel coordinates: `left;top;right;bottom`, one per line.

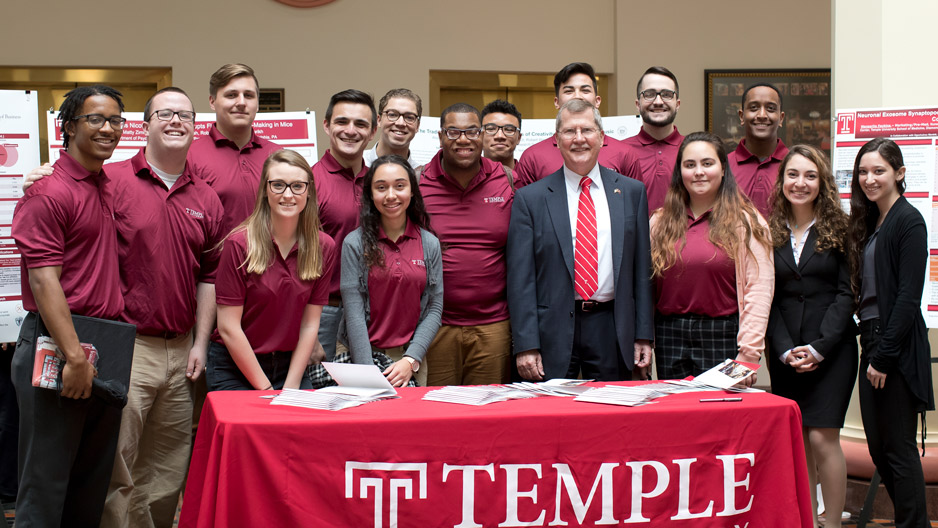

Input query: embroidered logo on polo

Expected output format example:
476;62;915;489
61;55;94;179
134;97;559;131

185;208;205;219
411;259;425;267
483;196;506;204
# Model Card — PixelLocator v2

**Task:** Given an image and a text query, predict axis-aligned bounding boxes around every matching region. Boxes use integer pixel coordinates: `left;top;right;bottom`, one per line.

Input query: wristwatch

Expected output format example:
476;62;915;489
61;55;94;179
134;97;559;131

403;356;420;372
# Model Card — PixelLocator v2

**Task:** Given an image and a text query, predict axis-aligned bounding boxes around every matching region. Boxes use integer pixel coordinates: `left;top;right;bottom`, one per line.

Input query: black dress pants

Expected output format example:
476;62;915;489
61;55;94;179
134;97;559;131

11;312;123;527
859;319;928;528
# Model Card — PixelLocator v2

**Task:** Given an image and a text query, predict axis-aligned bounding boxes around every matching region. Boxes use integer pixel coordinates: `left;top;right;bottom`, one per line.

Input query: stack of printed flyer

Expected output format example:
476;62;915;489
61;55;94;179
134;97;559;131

269;363;399;411
573;383;675;407
422;385;539;406
507;378;593;396
667;358;763;392
573;359;762;407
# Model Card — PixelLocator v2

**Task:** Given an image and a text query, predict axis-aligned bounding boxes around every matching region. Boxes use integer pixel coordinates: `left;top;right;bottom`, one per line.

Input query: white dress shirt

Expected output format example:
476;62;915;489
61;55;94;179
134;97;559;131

563;163;613;302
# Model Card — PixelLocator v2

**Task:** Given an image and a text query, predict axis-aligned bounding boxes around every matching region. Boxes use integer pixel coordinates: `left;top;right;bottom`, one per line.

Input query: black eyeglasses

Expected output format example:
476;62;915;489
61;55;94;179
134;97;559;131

268;180;309;194
383;110;419;125
72;113;127;130
482;124;519;137
150;109;196;122
442;127;482;140
639;89;677;102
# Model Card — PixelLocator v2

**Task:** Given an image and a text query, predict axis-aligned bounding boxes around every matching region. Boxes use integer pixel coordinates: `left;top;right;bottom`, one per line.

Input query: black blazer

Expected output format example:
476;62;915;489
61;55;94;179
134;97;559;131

768;228;857;360
506;166;654;379
865;196;934;409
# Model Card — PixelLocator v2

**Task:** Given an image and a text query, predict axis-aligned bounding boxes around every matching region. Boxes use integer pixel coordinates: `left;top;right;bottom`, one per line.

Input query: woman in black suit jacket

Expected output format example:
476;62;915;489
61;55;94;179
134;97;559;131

848;138;934;528
768;145;857;527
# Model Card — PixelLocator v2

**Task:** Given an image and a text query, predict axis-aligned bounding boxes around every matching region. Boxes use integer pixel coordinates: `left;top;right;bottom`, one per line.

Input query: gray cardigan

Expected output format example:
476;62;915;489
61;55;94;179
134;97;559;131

339;226;443;365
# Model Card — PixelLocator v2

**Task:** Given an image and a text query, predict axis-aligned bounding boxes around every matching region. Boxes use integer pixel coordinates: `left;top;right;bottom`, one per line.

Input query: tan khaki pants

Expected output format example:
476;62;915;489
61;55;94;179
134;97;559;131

101;332;193;528
425;319;511;386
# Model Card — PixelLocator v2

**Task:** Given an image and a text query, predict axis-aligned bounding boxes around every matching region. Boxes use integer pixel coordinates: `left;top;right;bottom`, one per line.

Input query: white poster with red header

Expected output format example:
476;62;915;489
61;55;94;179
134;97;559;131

0;91;40;342
833;106;938;327
46;111;319;166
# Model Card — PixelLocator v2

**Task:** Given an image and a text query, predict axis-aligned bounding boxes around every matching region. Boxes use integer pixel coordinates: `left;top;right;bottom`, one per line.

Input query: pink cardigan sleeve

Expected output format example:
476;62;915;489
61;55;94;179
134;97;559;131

734;211;774;363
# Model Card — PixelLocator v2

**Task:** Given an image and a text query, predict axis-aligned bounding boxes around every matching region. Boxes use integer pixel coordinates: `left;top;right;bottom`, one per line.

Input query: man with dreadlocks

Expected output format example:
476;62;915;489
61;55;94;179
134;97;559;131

10;85;126;527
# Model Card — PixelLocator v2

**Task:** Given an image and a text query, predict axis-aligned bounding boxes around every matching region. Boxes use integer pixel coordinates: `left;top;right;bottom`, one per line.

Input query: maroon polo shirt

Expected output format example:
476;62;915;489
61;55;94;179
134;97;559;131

655;210;737;317
212;230;337;354
419;153;512;326
312;149;368;296
514;134;642;188
620;127;683;214
106;148;225;335
187;124;282;237
728;139;789;217
13;151;123;319
368;222;426;349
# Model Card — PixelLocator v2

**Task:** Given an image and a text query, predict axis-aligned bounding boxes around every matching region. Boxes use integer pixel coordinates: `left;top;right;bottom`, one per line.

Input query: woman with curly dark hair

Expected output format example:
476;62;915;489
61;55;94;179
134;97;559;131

847;138;933;527
767;144;856;527
649;132;773;386
339;155;442;386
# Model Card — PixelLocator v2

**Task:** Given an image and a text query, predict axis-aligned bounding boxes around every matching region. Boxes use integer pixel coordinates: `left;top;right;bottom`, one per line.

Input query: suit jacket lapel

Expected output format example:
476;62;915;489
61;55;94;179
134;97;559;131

601;168;625;283
545;171;575;281
798;228;818;270
777;237;798;274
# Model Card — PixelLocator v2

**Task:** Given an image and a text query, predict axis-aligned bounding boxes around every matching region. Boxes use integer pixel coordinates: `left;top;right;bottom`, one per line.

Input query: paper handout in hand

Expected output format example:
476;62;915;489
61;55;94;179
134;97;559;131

269;363;399;411
692;359;760;389
318;361;398;399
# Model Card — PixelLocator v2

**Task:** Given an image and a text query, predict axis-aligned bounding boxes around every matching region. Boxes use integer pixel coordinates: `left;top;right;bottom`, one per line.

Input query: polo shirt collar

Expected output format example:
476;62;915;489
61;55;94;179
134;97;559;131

424;151;495;191
734;138;788;163
378;220;419;244
686;206;713;225
57;150;106;182
321;150;366;182
636;126;682;147
269;233;300;258
130;147;193;190
208;123;262;150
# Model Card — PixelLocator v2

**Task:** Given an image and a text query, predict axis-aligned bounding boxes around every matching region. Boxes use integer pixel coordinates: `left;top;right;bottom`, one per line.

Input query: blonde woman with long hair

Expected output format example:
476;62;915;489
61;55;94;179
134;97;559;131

207;149;336;391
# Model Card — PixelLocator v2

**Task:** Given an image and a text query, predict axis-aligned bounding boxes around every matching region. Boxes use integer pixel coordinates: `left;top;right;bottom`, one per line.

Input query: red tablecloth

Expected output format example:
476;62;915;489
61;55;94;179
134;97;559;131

180;384;813;527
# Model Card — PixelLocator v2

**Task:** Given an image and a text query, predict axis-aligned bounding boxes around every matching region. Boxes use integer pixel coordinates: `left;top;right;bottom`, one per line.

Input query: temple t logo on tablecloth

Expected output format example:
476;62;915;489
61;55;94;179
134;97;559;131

346;462;428;528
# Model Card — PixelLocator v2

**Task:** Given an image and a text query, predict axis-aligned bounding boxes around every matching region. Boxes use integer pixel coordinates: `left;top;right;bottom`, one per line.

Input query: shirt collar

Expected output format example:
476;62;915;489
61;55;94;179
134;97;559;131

56;150;105;182
734;138;788;162
378;220;419;244
563;162;603;195
322;150;366;181
686;206;713;225
129;147;193;190
636;126;683;146
208;123;260;150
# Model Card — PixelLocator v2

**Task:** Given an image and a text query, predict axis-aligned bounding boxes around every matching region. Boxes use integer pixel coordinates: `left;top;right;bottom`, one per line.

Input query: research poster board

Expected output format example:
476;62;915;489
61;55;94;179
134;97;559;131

833;106;938;327
47;111;320;166
0;91;40;342
408;114;643;167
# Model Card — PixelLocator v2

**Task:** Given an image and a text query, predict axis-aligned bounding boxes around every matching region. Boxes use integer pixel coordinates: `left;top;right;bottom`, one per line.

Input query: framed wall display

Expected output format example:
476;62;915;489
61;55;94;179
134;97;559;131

259;88;285;112
705;69;831;154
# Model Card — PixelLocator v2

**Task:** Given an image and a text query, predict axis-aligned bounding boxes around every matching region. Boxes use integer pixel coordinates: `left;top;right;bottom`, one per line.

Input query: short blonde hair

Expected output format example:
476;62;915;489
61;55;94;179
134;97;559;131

209;64;258;97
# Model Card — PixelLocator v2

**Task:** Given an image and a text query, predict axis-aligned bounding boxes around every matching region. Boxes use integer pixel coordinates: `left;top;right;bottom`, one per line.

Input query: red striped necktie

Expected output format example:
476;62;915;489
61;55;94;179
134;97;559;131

574;176;598;300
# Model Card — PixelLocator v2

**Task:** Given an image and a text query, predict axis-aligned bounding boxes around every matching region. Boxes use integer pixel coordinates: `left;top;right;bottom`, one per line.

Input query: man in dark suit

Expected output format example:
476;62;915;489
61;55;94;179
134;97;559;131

507;98;654;381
